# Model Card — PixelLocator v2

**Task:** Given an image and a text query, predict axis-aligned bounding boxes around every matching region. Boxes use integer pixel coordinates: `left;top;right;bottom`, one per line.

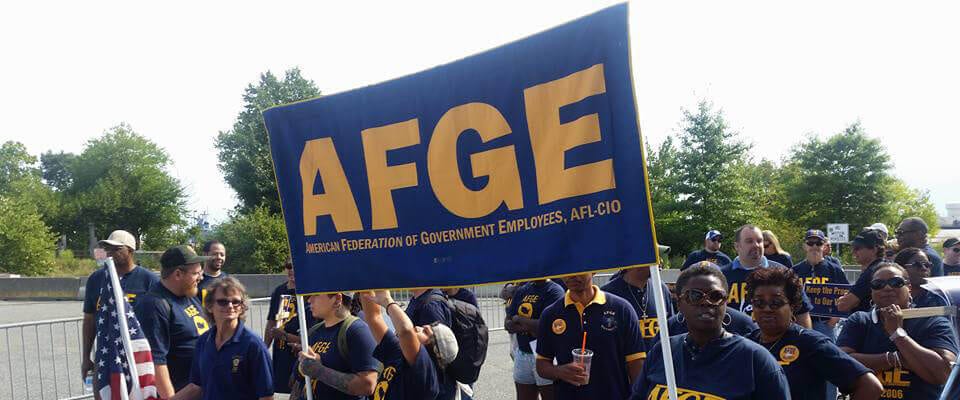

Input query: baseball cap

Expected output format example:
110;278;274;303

160;245;211;269
427;323;459;368
705;230;722;241
865;223;889;236
804;229;826;241
944;237;960;249
98;230;137;251
851;230;884;248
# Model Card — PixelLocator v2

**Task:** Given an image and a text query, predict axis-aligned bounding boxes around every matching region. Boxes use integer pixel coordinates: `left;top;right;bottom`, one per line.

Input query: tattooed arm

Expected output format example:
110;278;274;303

299;349;376;396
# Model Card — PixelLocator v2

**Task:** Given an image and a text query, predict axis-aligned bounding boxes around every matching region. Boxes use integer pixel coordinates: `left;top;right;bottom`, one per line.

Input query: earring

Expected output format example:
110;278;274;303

722;313;732;327
676;313;685;323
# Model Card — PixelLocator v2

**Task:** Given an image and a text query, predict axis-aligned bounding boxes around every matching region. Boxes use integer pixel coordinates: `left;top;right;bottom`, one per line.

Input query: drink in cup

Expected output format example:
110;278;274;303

571;348;594;384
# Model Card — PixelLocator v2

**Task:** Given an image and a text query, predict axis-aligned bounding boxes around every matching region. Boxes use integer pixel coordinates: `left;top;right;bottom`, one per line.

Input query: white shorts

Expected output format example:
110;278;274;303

513;348;553;386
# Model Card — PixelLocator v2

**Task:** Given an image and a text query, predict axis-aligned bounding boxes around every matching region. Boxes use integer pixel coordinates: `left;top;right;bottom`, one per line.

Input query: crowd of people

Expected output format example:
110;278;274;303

78;215;960;400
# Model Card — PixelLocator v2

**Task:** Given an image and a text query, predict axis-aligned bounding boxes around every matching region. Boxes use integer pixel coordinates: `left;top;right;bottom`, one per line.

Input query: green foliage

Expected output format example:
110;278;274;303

882;177;940;236
214;206;289;274
0;197;57;275
782;123;892;232
40;151;76;191
216;68;321;214
50;124;187;252
47;250;100;277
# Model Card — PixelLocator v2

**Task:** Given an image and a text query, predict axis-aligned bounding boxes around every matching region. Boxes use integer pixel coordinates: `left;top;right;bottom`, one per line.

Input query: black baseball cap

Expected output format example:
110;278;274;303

944;237;960;249
851;230;884;248
160;245;211;269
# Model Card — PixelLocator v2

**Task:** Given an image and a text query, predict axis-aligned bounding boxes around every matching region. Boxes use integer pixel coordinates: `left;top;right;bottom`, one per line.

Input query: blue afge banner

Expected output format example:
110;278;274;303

263;4;658;294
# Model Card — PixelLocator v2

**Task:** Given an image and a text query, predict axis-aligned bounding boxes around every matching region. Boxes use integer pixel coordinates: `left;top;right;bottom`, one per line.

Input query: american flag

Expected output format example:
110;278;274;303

95;273;159;400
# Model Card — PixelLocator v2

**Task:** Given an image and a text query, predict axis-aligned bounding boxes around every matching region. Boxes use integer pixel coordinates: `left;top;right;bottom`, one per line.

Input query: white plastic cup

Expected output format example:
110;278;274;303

571;348;594;385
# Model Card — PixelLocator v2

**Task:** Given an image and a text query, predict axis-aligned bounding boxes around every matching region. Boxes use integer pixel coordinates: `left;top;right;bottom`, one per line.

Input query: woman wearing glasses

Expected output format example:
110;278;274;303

894;248;948;307
172;277;275;400
745;266;882;400
762;230;794;268
837;263;958;400
630;262;790;399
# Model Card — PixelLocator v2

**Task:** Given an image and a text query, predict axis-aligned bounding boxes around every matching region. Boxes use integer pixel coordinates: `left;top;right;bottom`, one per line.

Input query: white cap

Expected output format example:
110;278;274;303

98;230;136;250
866;223;889;236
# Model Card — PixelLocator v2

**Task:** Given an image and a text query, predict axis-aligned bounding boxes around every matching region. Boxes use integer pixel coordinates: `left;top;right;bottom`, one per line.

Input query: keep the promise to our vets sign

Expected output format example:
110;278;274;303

263;4;658;294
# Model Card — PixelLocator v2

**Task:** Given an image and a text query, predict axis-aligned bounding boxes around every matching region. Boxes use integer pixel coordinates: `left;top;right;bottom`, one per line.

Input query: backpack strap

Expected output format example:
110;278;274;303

337;314;359;362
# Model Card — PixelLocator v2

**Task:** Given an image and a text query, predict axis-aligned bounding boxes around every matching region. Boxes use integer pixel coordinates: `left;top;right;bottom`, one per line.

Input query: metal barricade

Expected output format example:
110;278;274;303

2;278;613;400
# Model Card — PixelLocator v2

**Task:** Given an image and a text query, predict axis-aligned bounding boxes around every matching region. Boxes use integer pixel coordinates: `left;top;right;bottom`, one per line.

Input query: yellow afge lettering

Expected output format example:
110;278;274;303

299;64;616;234
428;103;523;218
362;119;421;230
301;138;362;235
524;64;615;205
639;318;659;338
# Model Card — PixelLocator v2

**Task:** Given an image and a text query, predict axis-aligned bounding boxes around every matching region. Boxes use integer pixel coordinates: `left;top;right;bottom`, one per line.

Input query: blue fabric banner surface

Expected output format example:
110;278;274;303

805;283;852;318
263;4;657;294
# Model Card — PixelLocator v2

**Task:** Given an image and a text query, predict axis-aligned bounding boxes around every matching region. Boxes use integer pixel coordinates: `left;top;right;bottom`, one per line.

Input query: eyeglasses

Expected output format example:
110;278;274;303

904;261;932;270
806;241;824;247
680;289;727;306
870;276;907;290
215;298;243;307
751;297;788;310
894;229;918;236
709;237;722;243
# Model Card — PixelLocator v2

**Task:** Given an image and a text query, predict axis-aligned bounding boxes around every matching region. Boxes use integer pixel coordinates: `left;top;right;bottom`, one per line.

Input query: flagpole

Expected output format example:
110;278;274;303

118;371;130;400
105;257;142;400
649;264;678;400
296;294;314;400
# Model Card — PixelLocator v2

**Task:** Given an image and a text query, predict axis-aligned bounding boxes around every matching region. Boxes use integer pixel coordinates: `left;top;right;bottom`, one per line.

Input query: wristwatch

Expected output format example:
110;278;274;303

889;327;908;342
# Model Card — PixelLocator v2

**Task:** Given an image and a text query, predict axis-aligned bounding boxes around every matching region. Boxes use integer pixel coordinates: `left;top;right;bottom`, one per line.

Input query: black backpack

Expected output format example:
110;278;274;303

428;293;489;384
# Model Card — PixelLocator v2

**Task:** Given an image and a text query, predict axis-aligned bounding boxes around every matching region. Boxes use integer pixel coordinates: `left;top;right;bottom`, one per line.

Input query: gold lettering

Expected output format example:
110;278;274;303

362;119;421;230
300;138;363;234
524;64;615;204
428;102;523;218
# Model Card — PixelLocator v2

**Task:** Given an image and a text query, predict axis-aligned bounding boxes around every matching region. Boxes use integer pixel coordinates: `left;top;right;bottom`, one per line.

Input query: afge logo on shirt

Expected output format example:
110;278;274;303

779;345;800;365
552;319;566;335
639;318;660;338
601;310;618;331
648;385;725;400
519;303;534;318
184;305;209;334
374;366;397;400
312;341;332;355
231;355;242;373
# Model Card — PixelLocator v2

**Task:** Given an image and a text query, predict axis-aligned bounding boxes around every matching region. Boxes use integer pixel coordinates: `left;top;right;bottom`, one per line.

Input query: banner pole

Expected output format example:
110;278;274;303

649;265;678;400
105;257;141;400
296;294;314;400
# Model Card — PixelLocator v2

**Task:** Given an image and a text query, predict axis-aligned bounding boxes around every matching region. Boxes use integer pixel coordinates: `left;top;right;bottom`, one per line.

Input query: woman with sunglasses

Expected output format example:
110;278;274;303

172;277;275;400
745;266;882;400
631;262;790;400
894;248;948;308
837;263;958;400
762;230;793;268
291;292;379;400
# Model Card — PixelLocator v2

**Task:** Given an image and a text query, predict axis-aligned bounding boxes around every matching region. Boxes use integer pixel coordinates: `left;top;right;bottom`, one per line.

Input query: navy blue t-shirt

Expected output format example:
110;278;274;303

944;263;960;276
601;277;674;359
189;322;273;400
722;258;813;316
766;253;794;269
83;265;159;314
838;311;960;400
135;283;210;390
682;249;732;269
197;271;228;306
266;283;316;393
507;281;565;354
913;288;948;308
848;258;884;313
666;307;758;337
372;332;439;400
296;318;380;400
793;259;850;323
536;289;644;400
449;288;478;307
404;290;460;400
748;324;871;400
630;333;790;400
922;244;944;277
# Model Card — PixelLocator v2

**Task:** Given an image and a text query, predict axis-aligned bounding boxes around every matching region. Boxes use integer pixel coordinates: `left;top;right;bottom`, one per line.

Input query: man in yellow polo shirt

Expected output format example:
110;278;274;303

535;272;643;400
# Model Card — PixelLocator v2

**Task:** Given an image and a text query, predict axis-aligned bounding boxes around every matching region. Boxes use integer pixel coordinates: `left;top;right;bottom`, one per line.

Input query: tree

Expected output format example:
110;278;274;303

57;124;187;251
216;68;321;214
783;123;892;232
0;141;39;190
40;151;76;191
0;197;57;275
214;206;289;274
882;177;940;236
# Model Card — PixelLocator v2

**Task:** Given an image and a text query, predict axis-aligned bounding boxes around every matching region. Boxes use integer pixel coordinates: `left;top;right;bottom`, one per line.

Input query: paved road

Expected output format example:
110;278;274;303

0;299;515;400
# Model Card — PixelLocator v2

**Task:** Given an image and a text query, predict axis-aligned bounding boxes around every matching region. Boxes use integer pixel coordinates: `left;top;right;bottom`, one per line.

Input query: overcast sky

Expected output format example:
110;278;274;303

2;1;957;224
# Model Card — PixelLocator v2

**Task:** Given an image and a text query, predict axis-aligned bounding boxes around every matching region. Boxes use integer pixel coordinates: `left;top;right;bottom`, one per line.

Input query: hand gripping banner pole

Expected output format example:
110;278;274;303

296;294;314;400
649;265;678;400
106;257;140;400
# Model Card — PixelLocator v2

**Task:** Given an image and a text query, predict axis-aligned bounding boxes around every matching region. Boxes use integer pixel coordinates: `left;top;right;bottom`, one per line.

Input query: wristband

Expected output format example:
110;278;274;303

386;302;401;310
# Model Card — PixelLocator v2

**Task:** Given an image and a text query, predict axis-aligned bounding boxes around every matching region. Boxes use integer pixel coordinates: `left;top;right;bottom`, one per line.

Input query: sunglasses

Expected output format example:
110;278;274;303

894;229;918;236
763;243;772;248
215;298;244;307
950;247;960;254
870;276;907;290
806;241;824;247
904;261;932;270
751;297;788;310
680;289;727;306
709;237;722;242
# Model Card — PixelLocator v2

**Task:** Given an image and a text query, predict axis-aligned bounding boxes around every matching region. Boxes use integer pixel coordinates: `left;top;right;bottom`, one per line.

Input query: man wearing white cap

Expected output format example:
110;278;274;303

80;230;160;396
